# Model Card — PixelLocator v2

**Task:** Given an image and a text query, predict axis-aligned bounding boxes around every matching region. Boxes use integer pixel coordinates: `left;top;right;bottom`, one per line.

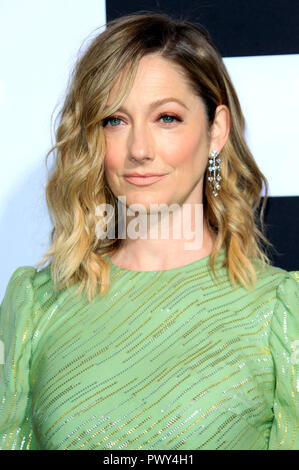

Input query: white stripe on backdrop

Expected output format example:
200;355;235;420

224;54;299;197
0;0;298;299
0;0;107;299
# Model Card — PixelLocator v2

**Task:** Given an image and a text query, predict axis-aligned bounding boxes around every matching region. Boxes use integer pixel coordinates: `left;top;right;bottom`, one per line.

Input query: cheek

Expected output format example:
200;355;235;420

104;142;122;171
162;129;208;166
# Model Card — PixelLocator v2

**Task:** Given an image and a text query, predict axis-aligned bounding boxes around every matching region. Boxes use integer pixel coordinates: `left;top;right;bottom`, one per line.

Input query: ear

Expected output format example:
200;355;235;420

208;105;231;153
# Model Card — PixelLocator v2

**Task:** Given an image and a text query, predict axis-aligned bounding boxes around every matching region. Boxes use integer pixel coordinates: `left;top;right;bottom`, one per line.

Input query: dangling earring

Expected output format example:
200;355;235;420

207;150;222;197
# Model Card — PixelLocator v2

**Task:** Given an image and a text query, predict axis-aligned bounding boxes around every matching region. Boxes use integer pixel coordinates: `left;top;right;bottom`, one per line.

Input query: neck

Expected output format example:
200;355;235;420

109;204;217;271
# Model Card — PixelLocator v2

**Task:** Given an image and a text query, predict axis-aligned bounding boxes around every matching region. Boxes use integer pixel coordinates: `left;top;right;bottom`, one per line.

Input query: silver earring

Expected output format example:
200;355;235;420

208;150;222;197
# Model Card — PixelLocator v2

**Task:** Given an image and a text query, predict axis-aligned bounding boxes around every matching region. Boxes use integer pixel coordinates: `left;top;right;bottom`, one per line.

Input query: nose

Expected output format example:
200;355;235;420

128;123;154;163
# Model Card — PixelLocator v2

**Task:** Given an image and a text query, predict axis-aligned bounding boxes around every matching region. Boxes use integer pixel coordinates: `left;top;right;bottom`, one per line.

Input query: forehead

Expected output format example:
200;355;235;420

132;54;189;85
107;54;196;106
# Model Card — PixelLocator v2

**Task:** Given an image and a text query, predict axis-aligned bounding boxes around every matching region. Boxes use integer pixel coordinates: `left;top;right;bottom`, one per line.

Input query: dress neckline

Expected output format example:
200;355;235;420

103;246;225;274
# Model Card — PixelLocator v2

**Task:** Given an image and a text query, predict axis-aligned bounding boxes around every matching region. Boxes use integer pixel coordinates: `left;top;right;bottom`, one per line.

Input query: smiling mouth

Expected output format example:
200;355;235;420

123;175;166;186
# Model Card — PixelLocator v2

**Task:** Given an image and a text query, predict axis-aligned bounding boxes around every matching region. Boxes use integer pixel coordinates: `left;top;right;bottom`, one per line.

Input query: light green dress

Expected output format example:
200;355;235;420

0;246;299;450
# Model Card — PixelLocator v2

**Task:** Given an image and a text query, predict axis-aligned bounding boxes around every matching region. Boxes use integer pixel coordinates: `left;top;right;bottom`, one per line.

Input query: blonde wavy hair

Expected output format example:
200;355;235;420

37;11;273;301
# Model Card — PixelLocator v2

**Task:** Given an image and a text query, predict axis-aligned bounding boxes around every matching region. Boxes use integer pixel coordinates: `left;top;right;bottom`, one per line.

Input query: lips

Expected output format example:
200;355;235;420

124;173;166;177
123;174;167;186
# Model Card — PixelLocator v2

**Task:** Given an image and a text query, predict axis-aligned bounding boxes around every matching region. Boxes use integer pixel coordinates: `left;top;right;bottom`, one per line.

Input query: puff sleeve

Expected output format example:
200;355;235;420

0;266;37;450
268;271;299;449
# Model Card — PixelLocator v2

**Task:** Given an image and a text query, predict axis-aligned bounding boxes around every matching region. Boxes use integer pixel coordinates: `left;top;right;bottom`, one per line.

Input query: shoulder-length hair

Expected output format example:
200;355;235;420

37;11;272;301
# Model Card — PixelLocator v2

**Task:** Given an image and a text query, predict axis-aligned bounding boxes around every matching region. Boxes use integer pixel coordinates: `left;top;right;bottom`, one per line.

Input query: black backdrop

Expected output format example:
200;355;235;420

106;0;299;271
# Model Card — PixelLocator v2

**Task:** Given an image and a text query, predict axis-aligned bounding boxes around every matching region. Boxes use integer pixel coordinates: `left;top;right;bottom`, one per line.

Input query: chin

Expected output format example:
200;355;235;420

120;193;167;209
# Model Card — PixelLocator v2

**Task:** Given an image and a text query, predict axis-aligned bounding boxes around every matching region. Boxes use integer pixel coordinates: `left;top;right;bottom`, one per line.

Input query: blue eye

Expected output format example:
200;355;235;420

102;116;123;127
160;114;180;124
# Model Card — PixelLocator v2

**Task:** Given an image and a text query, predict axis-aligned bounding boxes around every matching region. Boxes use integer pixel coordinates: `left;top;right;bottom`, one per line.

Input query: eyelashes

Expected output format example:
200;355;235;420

102;116;123;127
158;113;182;124
102;113;182;128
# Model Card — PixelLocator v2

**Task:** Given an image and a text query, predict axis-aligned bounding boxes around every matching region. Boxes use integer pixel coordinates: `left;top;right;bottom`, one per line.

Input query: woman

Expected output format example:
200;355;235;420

0;12;298;450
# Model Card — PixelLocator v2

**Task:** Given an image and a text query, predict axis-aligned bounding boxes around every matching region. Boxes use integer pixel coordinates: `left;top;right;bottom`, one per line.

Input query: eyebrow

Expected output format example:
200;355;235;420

110;97;190;113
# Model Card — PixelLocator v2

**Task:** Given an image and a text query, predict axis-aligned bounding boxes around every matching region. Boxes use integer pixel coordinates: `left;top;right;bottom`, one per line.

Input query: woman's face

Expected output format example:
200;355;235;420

103;54;216;210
